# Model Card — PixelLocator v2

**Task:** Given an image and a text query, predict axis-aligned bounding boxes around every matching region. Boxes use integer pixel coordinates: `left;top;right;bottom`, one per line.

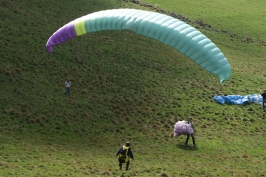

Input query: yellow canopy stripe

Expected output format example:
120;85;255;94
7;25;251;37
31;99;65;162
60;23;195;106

74;20;86;36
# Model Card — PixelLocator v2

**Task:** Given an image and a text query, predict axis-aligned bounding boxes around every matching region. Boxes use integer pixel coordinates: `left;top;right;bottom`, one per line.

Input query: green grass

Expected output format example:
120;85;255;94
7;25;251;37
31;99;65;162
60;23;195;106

1;0;266;176
143;0;266;40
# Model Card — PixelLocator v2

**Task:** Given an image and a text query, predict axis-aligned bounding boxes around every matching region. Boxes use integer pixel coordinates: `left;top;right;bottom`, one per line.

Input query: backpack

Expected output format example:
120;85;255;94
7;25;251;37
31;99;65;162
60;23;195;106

118;146;129;163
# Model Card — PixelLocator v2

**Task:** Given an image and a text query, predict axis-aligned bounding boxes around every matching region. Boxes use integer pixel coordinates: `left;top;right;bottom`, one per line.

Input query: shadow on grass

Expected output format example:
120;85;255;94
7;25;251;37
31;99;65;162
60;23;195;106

176;143;198;151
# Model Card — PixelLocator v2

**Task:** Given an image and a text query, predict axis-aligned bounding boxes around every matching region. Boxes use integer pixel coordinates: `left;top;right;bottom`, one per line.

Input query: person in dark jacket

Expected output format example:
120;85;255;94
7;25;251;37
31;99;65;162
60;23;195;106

185;117;196;146
261;90;266;111
115;142;134;170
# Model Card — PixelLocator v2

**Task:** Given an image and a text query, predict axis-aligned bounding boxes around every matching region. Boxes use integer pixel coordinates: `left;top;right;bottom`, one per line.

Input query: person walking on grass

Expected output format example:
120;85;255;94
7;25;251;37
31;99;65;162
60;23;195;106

115;142;134;171
64;79;71;95
261;90;266;111
185;116;196;146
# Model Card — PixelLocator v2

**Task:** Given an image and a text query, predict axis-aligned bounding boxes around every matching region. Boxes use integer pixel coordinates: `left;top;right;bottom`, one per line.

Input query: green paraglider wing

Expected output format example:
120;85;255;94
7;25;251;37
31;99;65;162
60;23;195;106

46;9;231;83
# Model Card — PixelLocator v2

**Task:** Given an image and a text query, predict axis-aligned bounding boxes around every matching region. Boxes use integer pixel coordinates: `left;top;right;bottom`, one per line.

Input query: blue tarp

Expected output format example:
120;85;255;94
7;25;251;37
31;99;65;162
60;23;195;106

213;94;262;105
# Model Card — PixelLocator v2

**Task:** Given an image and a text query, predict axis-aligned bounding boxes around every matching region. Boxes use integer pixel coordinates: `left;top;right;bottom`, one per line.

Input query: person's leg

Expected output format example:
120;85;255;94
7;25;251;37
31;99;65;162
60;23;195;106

65;88;70;95
191;134;196;145
263;99;266;110
125;161;130;170
185;134;190;145
119;162;122;170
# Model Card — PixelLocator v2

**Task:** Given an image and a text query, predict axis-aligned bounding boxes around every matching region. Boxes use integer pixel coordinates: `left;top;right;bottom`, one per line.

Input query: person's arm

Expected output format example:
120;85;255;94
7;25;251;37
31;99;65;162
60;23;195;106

128;148;134;159
115;148;122;156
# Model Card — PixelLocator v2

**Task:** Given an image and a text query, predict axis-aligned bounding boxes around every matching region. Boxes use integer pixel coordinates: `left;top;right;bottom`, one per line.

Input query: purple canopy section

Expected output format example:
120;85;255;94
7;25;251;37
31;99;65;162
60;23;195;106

46;23;77;53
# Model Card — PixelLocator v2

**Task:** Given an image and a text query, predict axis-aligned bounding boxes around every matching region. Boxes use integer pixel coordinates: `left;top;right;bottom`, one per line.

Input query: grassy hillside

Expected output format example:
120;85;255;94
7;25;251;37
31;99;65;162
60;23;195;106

143;0;266;40
1;0;266;176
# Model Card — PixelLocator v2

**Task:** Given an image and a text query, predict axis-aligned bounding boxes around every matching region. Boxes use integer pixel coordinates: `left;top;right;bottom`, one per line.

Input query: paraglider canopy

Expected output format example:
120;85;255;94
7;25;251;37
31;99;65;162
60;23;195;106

46;8;232;83
214;94;262;105
173;121;194;137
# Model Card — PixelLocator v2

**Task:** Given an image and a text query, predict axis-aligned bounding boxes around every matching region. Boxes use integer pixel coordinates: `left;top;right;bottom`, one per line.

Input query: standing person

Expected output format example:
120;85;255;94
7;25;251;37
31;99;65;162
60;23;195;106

64;79;71;95
185;117;196;146
115;142;134;171
261;90;266;111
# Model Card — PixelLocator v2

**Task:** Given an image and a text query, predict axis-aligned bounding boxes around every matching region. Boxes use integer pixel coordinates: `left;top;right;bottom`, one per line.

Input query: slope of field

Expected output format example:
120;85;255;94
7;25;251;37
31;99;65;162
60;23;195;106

0;0;265;176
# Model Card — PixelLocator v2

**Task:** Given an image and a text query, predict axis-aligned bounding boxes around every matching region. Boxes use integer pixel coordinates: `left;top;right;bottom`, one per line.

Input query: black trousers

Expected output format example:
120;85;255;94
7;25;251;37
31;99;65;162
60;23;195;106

65;87;70;95
263;99;266;110
119;160;130;170
185;134;195;145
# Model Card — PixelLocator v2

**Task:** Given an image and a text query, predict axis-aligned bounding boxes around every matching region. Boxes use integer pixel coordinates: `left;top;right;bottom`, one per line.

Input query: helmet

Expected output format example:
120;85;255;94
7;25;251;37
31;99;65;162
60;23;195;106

125;142;130;147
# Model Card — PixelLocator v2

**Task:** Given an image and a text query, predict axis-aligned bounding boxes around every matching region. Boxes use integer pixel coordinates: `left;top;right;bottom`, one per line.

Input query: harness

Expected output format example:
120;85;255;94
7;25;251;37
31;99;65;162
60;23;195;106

118;145;130;162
